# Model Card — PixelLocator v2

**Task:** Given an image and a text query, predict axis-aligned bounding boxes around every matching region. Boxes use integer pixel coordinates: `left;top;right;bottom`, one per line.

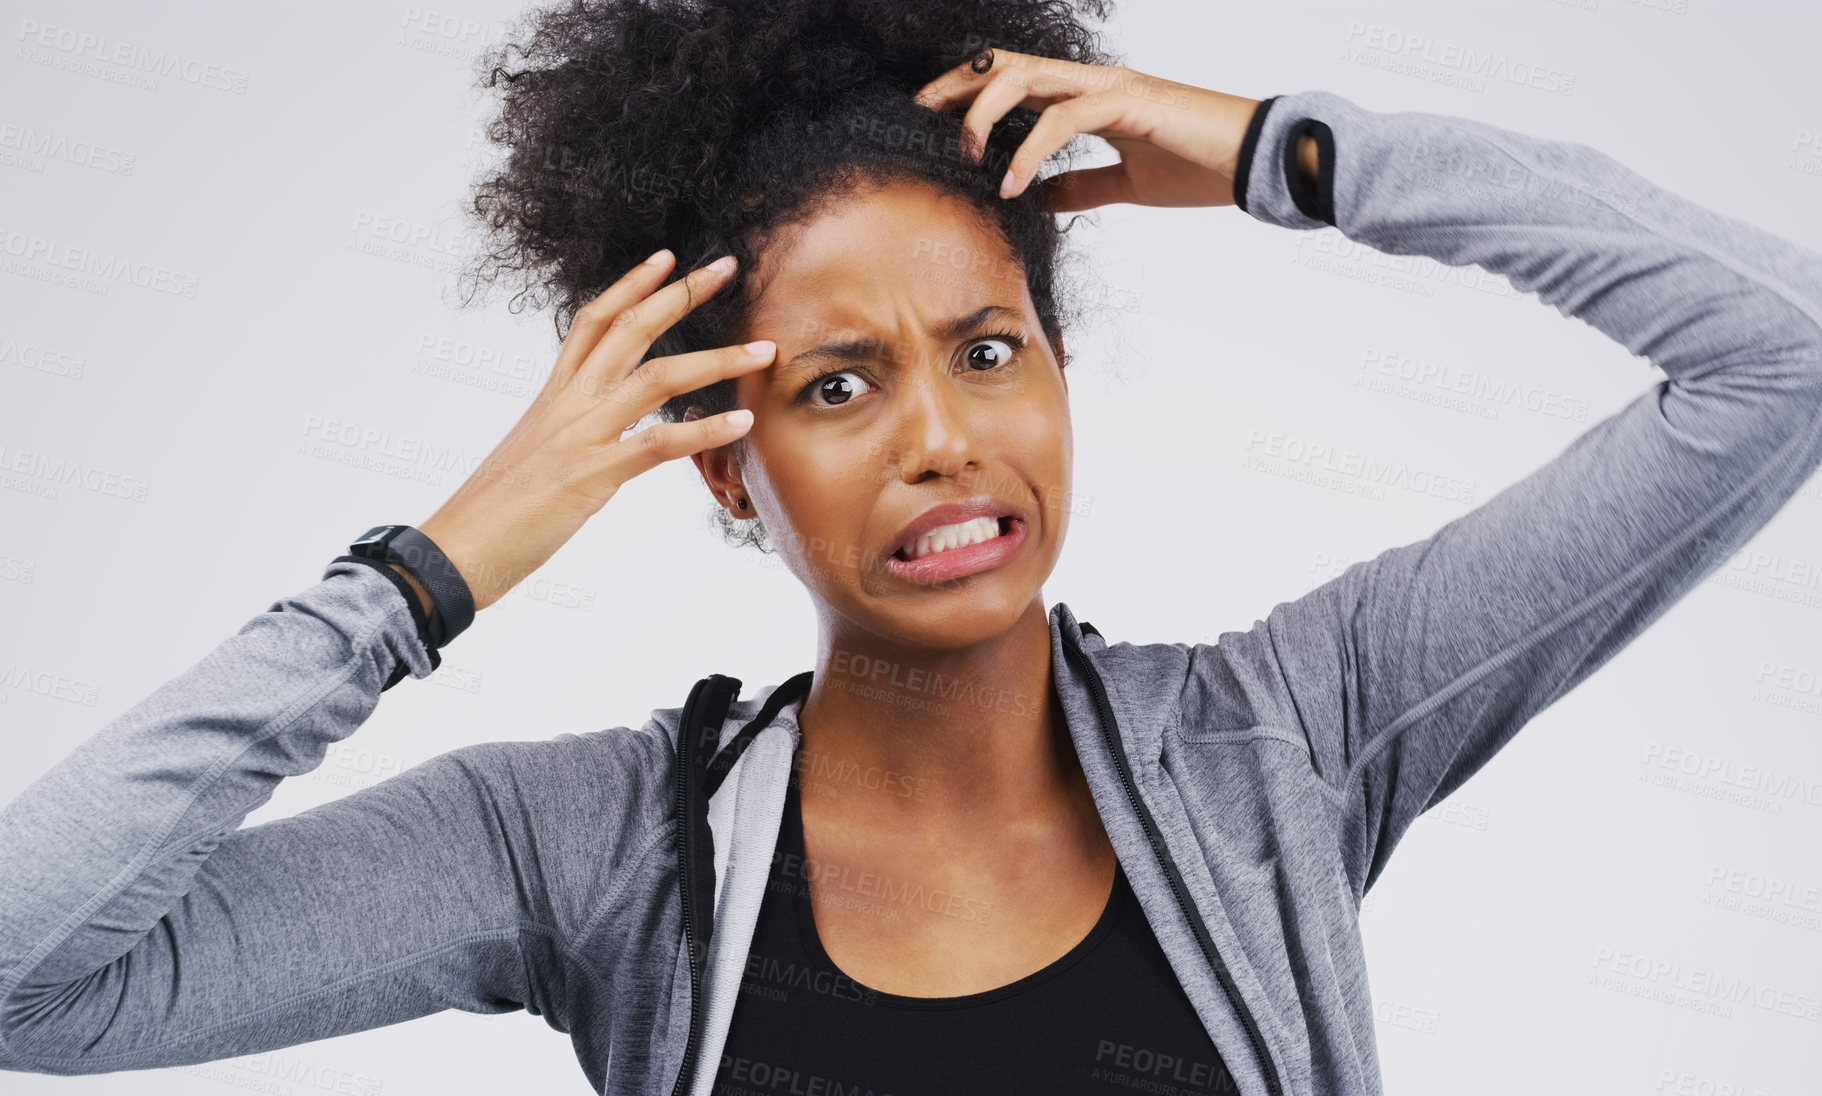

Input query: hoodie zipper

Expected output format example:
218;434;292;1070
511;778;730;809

1061;632;1284;1096
668;678;713;1096
666;671;812;1096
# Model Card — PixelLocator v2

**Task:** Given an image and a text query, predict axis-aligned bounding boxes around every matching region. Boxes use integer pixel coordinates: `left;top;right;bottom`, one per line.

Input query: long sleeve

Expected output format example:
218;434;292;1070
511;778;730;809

1218;91;1822;898
0;560;602;1071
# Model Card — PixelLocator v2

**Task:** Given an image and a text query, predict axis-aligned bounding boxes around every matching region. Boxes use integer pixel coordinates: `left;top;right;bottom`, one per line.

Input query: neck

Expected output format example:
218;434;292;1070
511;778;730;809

795;595;1081;836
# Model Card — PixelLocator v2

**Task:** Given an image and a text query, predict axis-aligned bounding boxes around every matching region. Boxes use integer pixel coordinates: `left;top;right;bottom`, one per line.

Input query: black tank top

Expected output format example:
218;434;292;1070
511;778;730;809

713;767;1240;1096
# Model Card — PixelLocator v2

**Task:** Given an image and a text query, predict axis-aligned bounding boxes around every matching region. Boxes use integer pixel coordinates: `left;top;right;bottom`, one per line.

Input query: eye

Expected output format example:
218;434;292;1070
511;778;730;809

962;332;1025;372
794;329;1028;408
800;369;875;407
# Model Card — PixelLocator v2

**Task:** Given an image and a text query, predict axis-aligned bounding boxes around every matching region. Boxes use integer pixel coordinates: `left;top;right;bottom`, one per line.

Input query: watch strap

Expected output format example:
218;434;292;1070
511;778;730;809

329;554;444;690
348;525;478;649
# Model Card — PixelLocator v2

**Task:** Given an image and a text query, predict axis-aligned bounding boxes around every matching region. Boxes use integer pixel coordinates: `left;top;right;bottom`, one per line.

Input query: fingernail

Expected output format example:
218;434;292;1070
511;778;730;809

710;255;737;273
727;409;753;428
999;169;1016;199
744;339;775;357
644;247;672;266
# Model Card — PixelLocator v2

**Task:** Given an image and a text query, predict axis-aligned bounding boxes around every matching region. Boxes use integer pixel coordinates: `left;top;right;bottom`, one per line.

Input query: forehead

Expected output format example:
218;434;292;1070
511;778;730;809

745;178;1028;338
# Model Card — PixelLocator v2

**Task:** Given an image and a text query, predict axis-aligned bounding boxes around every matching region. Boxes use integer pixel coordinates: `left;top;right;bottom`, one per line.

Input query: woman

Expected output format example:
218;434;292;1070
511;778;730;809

2;0;1819;1094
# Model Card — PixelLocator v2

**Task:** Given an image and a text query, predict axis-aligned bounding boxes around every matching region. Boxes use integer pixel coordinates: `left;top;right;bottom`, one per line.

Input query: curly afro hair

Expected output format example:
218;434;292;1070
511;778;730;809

466;0;1118;552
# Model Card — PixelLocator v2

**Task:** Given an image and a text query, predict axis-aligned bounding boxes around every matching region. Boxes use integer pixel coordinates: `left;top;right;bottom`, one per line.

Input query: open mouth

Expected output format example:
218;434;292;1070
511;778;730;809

892;515;1015;563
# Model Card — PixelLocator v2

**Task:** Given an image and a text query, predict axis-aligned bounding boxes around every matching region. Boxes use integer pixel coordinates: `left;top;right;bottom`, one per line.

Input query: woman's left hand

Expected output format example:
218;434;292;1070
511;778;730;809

912;50;1265;212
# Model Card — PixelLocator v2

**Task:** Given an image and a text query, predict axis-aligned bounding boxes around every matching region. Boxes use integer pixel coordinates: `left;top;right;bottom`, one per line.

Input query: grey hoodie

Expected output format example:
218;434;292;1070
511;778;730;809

3;88;1821;1096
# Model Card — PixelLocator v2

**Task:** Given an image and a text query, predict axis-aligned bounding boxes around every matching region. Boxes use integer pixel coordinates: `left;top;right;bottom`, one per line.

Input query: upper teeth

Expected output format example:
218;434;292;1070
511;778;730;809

903;516;1002;560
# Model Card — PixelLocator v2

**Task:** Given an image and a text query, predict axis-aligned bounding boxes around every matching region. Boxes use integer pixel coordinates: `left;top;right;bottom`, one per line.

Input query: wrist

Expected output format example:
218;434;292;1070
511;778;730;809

347;523;476;649
1295;131;1319;190
387;561;436;618
415;516;490;613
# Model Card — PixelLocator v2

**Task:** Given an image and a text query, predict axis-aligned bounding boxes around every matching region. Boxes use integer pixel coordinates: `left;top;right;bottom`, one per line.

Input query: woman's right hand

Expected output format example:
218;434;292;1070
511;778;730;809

406;249;772;613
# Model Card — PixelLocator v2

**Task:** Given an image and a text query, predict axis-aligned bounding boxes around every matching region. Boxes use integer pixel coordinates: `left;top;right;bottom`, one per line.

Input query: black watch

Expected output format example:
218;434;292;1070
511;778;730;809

349;525;476;649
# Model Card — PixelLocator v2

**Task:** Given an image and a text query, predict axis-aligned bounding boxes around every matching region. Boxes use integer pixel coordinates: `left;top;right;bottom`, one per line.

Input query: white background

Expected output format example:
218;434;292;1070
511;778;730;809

3;0;1820;1093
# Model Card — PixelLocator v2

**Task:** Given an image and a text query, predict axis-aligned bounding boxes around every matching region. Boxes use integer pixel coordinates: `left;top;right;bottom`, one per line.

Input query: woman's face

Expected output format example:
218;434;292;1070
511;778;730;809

716;177;1073;650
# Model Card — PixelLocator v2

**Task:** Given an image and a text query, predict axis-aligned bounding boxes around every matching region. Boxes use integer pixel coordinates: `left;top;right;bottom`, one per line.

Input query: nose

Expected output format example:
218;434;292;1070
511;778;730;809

892;361;983;485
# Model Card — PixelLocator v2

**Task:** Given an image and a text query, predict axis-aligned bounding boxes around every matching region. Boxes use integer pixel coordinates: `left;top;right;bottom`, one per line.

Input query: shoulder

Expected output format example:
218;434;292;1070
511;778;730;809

427;723;673;825
392;716;677;936
432;679;799;819
1081;618;1314;739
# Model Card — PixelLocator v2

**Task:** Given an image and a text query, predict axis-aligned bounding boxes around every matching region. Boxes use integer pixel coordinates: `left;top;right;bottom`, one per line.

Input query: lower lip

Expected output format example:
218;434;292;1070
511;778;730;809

883;518;1027;586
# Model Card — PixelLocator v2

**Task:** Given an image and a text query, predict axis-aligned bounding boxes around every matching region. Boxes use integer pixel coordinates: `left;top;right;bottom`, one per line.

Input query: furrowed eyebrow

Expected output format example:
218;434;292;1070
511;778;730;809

776;305;1024;380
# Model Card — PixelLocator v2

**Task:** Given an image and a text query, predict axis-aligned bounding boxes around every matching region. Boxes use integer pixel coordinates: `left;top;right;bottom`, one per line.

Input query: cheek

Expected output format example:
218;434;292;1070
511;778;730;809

1002;386;1071;531
759;442;874;542
1006;382;1070;467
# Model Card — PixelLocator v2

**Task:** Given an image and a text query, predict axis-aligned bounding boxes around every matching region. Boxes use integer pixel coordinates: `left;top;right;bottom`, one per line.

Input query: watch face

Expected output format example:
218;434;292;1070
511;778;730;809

351;525;405;557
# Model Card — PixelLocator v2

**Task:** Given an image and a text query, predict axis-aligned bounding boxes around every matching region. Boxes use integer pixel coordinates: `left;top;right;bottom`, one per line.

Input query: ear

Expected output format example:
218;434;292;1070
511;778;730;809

1054;336;1068;392
683;405;748;514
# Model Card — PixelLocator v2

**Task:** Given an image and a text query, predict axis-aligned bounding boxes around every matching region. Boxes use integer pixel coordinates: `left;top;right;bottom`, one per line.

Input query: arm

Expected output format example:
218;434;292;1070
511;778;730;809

1217;91;1822;898
0;561;625;1071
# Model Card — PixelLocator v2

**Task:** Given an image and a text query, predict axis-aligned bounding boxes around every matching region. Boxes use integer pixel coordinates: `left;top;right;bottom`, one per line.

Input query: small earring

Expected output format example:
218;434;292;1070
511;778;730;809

737;499;748;510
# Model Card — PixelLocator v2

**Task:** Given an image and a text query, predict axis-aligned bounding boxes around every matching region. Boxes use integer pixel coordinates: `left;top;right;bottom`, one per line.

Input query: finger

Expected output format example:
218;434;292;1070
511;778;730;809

573;254;740;399
543;248;676;396
913;47;1045;111
597;407;755;490
1037;164;1133;213
911;53;994;112
920;51;1122;118
1002;90;1132;200
575;339;775;437
957;69;1058;164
